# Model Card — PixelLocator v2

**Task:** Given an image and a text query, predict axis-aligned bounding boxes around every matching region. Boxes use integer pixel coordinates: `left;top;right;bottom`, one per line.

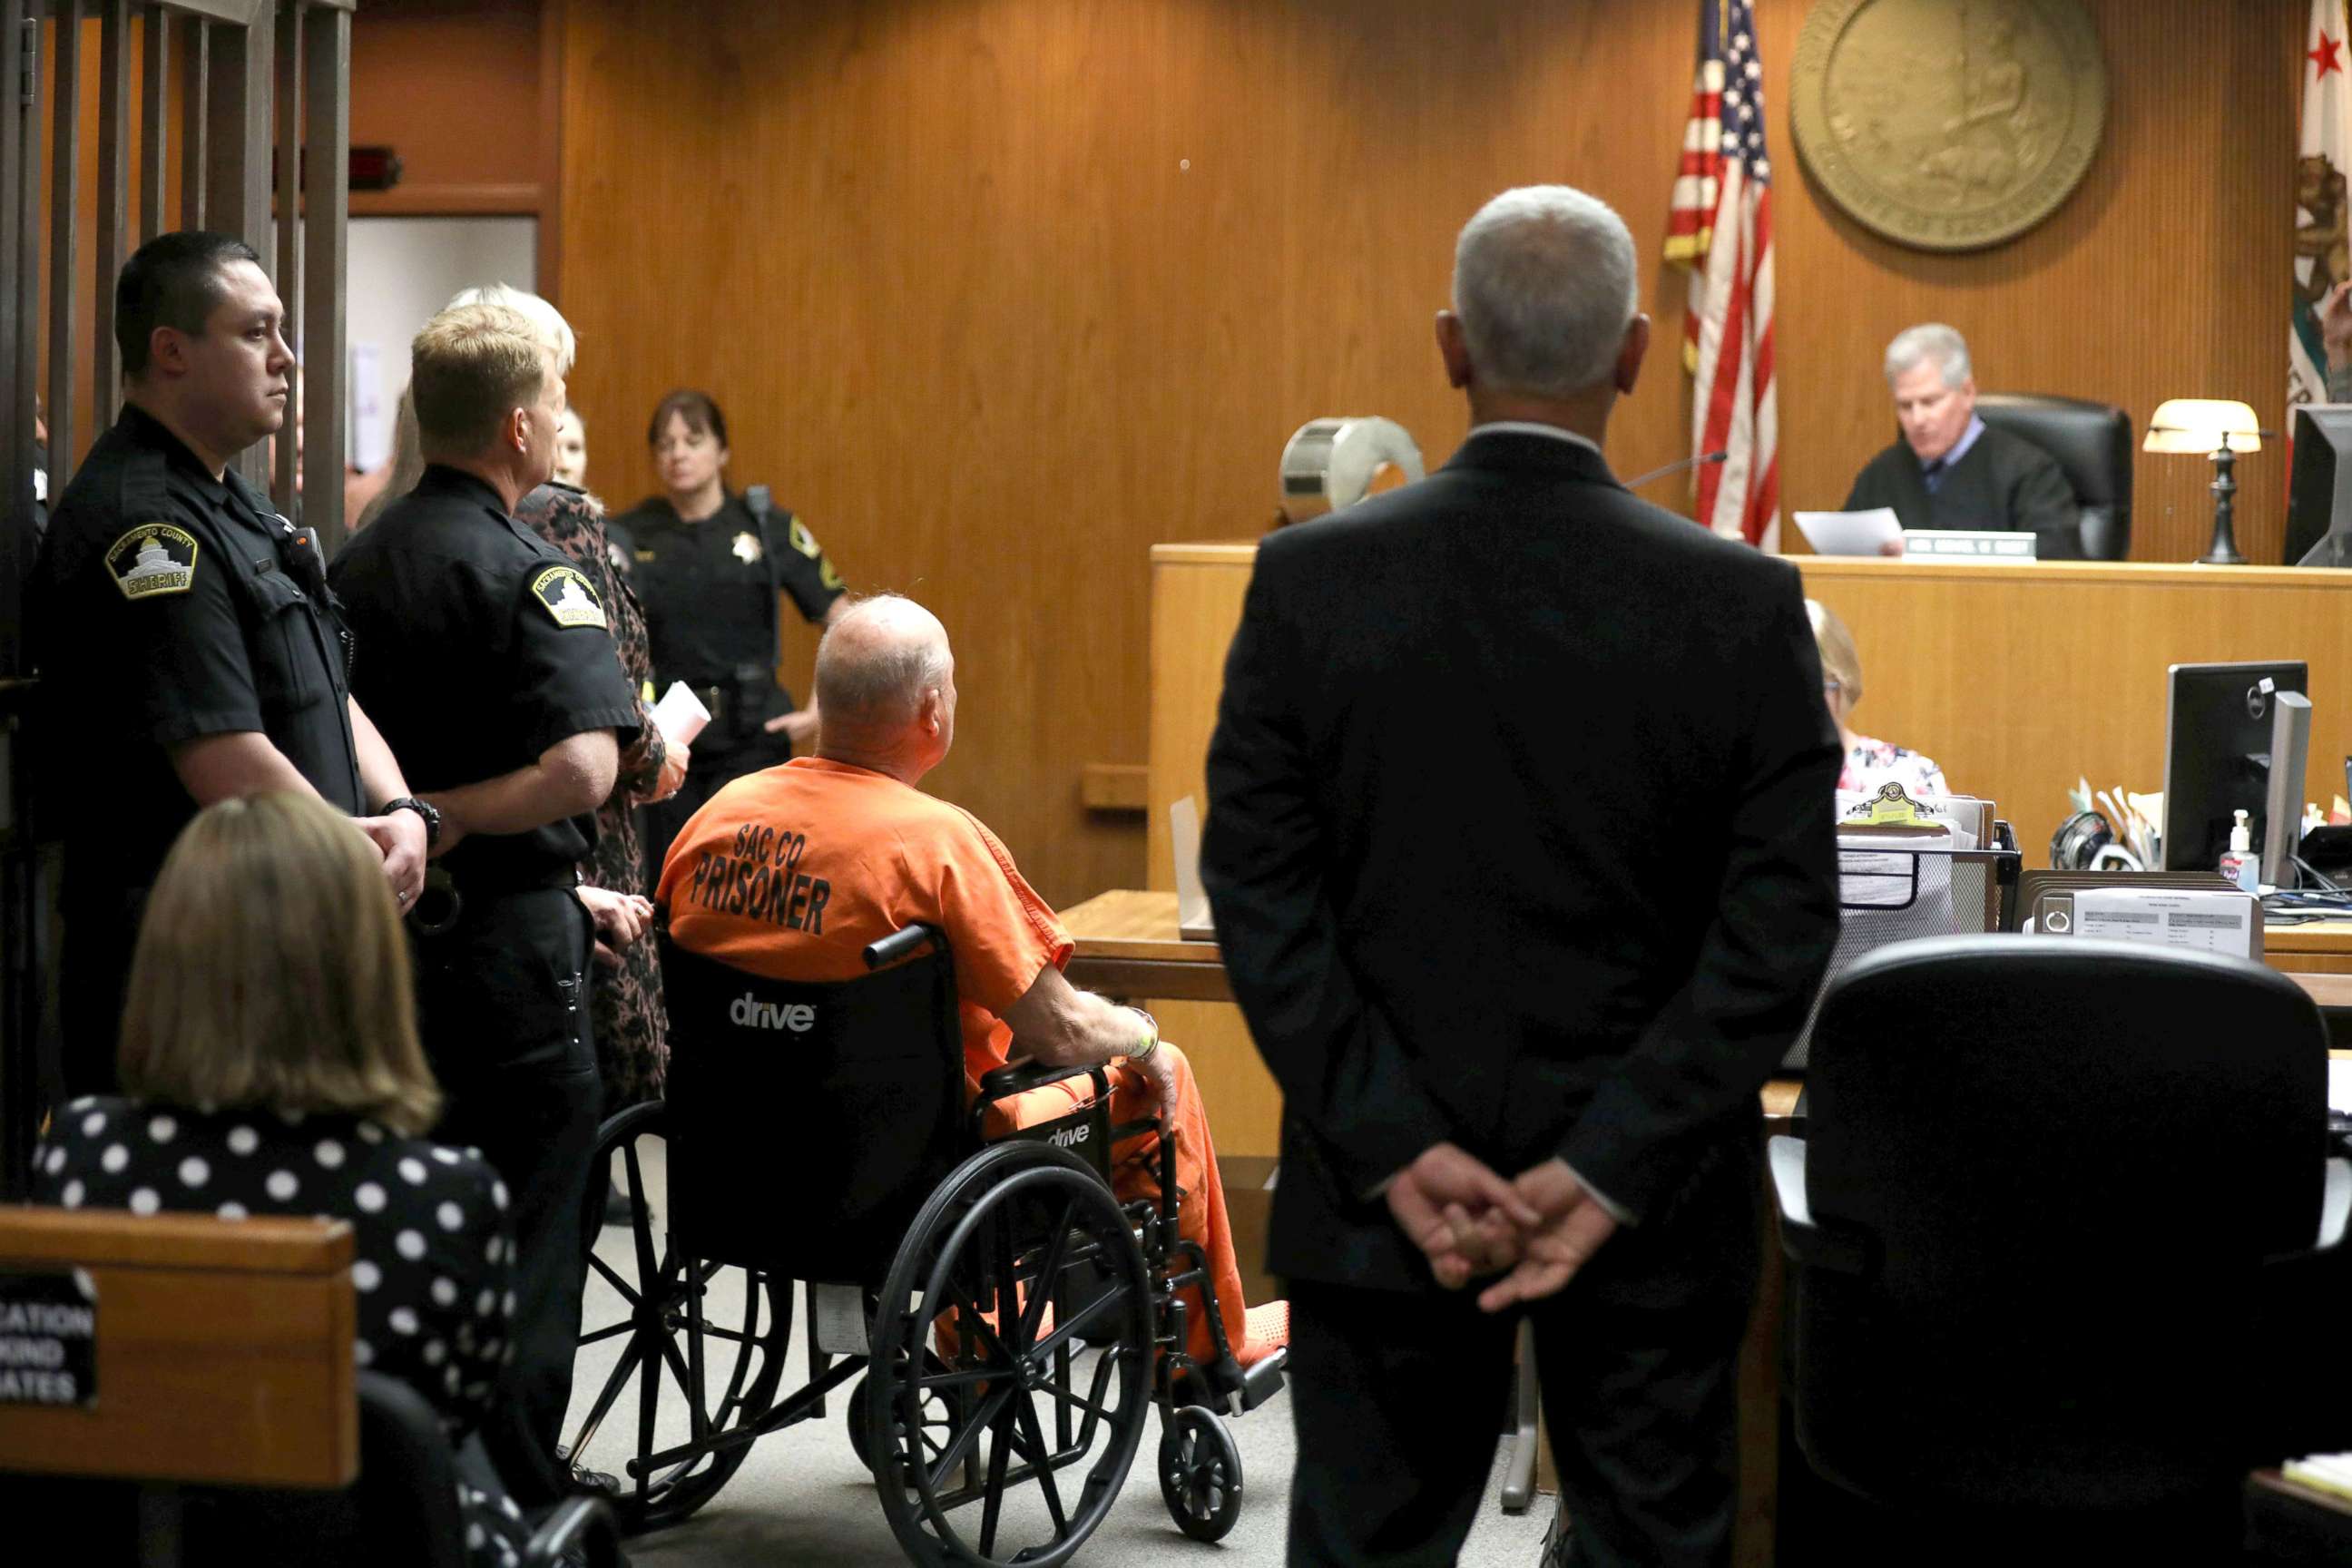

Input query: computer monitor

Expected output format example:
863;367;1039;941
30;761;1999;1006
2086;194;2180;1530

2284;405;2352;564
2161;661;2308;873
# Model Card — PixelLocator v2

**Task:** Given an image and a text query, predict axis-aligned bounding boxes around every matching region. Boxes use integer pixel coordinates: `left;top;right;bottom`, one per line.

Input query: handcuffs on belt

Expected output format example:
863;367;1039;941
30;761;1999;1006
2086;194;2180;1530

407;866;463;937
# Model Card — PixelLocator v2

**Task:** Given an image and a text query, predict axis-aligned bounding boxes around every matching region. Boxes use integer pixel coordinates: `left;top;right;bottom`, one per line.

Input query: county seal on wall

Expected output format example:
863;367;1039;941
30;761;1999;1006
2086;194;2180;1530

1790;0;2106;252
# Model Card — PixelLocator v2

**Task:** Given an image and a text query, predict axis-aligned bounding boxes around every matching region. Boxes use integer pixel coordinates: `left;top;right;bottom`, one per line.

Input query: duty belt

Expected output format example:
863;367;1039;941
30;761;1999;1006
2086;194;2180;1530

407;865;577;937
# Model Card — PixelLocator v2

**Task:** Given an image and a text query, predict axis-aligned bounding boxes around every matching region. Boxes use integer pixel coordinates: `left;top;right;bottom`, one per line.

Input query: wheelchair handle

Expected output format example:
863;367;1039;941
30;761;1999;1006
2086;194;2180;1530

862;922;942;970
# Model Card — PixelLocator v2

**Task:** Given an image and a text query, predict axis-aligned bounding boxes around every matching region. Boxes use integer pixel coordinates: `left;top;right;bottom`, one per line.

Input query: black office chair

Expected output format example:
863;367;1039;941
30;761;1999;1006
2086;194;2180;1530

1974;392;2133;560
1771;936;2351;1553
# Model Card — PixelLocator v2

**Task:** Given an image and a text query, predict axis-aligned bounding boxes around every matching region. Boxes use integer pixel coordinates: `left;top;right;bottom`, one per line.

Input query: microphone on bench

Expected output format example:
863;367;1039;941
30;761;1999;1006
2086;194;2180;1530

1622;449;1728;490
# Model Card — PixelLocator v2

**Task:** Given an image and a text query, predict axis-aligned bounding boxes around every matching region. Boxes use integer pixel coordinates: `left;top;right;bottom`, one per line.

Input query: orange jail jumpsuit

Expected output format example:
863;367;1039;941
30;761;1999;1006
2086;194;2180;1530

657;756;1267;1370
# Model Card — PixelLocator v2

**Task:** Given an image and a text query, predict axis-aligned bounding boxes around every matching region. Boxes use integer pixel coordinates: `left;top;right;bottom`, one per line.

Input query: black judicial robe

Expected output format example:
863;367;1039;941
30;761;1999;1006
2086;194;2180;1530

1843;424;2082;560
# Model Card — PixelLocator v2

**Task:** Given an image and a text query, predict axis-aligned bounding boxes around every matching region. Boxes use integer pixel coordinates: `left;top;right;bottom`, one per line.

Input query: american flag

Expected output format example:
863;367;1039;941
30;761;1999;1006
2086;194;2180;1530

1665;0;1779;550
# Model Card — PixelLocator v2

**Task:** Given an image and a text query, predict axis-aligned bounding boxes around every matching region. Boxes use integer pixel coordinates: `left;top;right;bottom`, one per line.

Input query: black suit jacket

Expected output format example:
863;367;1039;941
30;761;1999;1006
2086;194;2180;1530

1201;429;1841;1294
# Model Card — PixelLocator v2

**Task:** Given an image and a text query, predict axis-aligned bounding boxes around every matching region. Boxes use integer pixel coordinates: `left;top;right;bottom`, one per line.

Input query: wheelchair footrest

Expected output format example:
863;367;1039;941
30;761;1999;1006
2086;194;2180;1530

1237;1348;1286;1414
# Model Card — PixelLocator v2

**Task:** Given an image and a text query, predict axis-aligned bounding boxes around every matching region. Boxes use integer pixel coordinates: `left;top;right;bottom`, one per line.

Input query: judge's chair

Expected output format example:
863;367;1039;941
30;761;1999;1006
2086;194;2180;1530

1770;936;2351;1558
1974;392;2133;560
566;924;1282;1565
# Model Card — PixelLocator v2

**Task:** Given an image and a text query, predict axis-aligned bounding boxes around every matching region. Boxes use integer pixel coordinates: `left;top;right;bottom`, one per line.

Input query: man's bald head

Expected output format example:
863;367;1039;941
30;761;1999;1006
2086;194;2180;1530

813;595;958;779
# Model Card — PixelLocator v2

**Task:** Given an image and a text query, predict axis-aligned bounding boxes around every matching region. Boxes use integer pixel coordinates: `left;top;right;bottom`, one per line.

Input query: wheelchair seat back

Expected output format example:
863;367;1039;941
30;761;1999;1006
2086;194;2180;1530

660;931;967;1284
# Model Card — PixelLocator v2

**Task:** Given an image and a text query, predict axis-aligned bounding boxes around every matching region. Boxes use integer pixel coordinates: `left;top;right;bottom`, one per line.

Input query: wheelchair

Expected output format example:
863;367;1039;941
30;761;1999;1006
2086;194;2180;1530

567;923;1286;1564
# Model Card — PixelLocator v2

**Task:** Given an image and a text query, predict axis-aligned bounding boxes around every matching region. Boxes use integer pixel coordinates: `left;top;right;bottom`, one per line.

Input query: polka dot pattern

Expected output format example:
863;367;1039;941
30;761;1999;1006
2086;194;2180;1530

27;1095;523;1565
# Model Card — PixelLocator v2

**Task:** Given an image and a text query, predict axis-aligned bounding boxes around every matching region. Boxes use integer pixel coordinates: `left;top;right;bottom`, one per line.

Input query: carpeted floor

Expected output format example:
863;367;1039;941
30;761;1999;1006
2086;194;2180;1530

564;1138;1554;1566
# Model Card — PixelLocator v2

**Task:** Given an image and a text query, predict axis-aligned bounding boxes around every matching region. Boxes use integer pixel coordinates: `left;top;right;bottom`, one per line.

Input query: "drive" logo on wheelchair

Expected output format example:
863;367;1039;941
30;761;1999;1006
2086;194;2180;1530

728;992;816;1033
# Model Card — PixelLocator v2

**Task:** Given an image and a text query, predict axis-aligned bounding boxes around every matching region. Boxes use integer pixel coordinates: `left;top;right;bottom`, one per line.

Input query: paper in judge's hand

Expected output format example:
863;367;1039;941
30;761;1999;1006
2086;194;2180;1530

1792;507;1902;557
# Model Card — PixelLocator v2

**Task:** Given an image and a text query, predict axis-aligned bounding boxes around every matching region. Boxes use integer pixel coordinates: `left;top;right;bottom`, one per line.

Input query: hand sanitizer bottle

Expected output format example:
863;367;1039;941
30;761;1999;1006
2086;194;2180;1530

2219;808;2260;894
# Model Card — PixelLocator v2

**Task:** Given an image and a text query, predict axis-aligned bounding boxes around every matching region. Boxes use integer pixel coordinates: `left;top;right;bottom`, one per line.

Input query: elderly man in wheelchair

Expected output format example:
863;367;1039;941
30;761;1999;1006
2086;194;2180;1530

569;594;1287;1563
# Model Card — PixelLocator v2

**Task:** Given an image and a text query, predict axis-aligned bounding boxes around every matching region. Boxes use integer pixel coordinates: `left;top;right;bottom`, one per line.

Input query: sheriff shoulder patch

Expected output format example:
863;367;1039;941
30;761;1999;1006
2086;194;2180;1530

531;564;608;629
789;520;845;590
106;524;200;600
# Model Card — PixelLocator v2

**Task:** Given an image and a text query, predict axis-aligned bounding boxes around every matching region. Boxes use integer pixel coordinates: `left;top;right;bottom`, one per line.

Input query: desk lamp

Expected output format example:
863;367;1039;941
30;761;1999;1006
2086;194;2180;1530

2144;398;2264;565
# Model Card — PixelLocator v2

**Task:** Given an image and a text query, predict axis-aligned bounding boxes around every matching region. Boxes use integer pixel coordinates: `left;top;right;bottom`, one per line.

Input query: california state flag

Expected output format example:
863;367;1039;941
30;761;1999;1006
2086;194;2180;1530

2293;0;2352;416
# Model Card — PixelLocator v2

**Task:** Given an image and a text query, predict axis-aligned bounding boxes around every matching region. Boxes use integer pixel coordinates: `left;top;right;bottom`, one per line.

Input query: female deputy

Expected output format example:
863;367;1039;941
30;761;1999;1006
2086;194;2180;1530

32;793;534;1564
363;287;680;1114
1808;597;1949;797
615;390;849;878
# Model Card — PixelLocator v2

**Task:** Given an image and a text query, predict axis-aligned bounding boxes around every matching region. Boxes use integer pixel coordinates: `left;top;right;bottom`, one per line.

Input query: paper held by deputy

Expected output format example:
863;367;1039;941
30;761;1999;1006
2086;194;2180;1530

652;681;712;747
1792;507;1901;557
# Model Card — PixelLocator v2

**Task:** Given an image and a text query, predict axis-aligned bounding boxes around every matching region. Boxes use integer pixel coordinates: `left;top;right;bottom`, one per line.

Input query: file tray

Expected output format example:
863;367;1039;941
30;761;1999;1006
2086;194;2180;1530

2015;869;2239;935
1781;840;2024;1072
2014;869;2256;959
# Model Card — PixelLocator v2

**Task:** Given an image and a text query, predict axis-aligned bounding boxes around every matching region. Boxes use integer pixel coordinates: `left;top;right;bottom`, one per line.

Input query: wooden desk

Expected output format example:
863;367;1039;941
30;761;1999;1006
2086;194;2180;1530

1059;889;1230;1003
2268;920;2352;976
1144;545;2352;907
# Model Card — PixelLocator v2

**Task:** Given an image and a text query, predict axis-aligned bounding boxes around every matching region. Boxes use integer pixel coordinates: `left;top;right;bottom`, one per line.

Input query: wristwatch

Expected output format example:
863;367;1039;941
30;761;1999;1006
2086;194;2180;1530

383;795;442;849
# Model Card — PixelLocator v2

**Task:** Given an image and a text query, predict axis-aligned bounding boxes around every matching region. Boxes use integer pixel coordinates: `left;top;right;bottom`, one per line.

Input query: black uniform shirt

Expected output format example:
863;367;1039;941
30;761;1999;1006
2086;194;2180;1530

616;491;845;691
27;404;363;903
328;466;641;892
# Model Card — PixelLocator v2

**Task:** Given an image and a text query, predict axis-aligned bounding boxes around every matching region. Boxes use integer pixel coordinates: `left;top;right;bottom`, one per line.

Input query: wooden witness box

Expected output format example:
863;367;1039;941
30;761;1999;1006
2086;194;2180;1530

0;1209;358;1489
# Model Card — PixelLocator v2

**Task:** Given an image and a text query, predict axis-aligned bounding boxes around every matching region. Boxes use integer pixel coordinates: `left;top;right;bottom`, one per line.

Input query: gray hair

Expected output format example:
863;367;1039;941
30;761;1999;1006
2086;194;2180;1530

356;284;575;530
1883;323;1971;389
1451;185;1641;399
814;594;951;727
446;283;576;376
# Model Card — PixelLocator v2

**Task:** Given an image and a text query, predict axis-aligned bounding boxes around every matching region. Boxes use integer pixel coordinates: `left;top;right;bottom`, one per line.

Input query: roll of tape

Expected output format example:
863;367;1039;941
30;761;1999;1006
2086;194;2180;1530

1278;416;1425;523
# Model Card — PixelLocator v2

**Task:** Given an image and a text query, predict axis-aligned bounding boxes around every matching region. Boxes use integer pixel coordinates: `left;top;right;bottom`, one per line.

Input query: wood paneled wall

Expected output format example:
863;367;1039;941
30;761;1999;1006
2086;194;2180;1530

557;0;2305;905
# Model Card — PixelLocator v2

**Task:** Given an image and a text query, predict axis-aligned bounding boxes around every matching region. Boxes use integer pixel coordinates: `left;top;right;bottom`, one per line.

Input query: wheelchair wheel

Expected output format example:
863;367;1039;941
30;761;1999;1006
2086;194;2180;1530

847;1349;954;1474
867;1141;1155;1567
1158;1406;1243;1543
569;1101;791;1533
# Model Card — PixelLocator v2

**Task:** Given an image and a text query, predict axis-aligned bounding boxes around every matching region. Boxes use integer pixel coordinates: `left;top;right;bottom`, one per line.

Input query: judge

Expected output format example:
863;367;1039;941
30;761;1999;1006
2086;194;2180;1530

1843;323;2080;559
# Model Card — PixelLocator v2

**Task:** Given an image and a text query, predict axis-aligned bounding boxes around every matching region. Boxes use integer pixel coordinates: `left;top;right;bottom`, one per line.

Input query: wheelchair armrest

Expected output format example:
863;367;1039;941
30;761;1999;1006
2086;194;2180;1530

1767;1134;1870;1275
524;1495;620;1568
976;1059;1107;1106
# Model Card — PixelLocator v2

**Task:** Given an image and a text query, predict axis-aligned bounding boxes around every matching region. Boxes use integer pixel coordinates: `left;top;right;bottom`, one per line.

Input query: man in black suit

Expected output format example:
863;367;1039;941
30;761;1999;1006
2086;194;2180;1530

1841;322;2080;559
1201;184;1840;1567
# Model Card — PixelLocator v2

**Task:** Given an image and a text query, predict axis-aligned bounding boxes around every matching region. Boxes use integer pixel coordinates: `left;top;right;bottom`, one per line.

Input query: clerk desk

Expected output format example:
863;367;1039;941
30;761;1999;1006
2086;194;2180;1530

1134;542;2352;1158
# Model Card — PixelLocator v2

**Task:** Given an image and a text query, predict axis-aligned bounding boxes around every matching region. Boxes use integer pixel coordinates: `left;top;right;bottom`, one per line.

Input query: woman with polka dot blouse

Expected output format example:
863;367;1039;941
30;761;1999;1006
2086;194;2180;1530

31;794;531;1566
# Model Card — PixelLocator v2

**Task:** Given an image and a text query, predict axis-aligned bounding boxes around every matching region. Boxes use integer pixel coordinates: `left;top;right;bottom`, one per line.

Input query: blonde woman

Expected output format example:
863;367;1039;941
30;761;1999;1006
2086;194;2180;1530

1808;598;1949;796
32;793;533;1566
